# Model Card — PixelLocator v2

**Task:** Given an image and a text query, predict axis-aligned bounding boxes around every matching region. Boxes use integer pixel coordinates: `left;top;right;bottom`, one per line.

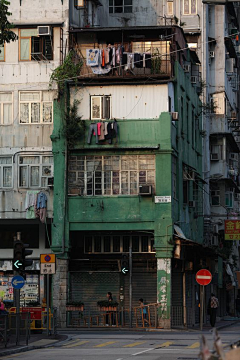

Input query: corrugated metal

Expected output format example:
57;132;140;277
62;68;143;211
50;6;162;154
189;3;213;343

72;84;169;120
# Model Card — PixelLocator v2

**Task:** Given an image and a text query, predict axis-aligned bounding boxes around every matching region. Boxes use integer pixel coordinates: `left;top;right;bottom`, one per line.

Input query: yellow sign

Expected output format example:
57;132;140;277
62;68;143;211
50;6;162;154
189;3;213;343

40;254;56;263
225;220;240;240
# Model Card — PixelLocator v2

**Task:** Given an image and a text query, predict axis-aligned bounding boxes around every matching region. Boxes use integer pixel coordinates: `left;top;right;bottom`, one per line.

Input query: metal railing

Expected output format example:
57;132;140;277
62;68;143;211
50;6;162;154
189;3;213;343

0;312;31;348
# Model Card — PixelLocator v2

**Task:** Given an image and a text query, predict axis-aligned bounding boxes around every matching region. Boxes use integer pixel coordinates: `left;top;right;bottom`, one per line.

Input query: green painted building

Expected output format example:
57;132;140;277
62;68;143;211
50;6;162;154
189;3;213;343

51;26;204;328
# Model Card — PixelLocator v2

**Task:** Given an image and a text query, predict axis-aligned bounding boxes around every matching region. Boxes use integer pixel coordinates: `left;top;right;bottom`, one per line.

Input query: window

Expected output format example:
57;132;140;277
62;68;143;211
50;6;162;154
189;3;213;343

0;93;12;125
109;0;132;13
18;155;53;188
183;0;197;15
172;156;177;199
68;155;155;196
132;41;170;55
19;91;53;124
84;234;155;253
19;29;53;61
211;190;220;206
225;191;233;208
0;44;5;62
0;157;13;188
74;0;84;8
167;1;173;15
91;96;111;120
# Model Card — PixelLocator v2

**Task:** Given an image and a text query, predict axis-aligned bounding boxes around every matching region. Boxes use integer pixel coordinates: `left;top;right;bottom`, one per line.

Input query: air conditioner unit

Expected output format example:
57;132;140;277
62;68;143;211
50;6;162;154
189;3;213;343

183;65;191;73
209;51;215;58
139;185;152;196
213;224;219;234
191;76;197;84
37;26;51;36
47;177;54;187
188;200;196;208
230;153;238;161
171;112;179;120
211;153;219;161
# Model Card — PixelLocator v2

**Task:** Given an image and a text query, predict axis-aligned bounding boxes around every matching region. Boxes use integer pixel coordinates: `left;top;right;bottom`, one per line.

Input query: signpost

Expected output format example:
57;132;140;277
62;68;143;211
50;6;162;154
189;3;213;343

224;220;240;240
11;275;25;289
196;269;212;331
40;254;56;336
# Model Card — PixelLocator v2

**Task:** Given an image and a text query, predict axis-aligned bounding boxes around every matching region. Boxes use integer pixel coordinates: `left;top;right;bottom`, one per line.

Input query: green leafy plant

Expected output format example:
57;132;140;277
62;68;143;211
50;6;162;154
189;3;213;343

0;0;18;48
64;100;85;149
49;50;83;93
151;49;162;74
173;16;179;25
97;300;119;307
180;21;186;27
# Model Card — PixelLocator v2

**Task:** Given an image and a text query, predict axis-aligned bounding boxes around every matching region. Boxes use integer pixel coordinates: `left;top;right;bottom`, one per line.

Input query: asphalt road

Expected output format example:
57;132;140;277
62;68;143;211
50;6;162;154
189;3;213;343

1;323;240;360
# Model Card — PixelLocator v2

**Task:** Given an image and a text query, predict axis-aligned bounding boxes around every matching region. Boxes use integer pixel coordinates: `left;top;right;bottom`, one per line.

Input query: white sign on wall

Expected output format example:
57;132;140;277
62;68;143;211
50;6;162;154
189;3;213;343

155;196;171;203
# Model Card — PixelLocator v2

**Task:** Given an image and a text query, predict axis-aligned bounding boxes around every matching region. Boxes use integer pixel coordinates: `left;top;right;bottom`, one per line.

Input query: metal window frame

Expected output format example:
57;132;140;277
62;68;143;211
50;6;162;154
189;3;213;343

19;91;53;124
109;0;133;14
18;154;53;188
0;156;13;188
90;95;111;120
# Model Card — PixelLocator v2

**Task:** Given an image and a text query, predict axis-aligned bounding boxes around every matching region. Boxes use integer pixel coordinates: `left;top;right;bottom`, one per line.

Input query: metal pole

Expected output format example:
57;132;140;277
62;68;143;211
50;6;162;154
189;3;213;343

200;285;204;331
129;246;132;328
183;272;187;327
47;274;50;336
14;234;21;345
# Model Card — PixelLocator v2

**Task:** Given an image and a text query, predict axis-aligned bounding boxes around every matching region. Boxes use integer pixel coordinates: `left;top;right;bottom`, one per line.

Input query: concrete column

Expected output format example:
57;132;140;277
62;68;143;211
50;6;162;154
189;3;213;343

157;257;172;329
52;258;68;328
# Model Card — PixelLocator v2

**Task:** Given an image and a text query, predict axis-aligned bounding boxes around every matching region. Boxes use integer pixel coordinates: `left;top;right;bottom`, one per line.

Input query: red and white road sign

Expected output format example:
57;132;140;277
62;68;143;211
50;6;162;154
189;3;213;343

196;269;212;286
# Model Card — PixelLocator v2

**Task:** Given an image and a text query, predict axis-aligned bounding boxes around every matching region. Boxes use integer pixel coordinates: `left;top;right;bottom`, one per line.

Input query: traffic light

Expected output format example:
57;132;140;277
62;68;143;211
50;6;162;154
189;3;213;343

121;254;129;275
13;241;33;272
13;241;24;272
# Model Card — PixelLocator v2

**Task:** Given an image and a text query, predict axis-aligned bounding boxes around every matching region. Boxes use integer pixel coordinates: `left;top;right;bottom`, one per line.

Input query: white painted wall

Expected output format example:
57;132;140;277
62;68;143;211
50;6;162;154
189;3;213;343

73;84;169;120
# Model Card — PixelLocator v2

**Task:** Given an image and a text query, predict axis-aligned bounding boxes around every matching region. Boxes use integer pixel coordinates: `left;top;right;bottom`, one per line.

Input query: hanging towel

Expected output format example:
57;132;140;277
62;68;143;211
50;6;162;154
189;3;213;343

86;49;99;66
102;49;105;67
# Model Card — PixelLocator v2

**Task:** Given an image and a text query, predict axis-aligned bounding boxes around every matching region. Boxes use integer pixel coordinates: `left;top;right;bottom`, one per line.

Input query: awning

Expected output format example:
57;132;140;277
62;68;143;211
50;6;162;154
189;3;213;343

174;225;200;245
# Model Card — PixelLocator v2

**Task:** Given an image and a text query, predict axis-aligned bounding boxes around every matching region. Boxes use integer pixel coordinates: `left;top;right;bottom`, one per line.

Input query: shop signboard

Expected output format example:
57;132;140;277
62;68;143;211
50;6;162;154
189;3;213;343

224;220;240;240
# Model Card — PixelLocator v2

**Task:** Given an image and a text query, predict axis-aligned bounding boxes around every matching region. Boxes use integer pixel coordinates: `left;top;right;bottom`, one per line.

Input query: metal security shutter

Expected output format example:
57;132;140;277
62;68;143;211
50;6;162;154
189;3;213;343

171;270;183;327
70;272;120;315
186;273;193;326
132;270;157;307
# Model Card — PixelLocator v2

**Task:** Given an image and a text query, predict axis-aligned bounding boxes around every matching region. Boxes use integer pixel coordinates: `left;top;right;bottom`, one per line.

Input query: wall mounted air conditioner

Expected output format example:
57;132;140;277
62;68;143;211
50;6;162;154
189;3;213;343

209;51;215;58
210;153;219;160
191;76;197;84
183;65;191;72
188;200;196;208
139;185;152;196
37;26;51;36
47;177;54;187
171;112;179;120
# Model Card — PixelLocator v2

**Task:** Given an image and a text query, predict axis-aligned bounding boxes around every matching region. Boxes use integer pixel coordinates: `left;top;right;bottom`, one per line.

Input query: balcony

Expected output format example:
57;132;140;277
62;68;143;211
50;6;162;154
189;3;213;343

69;26;187;83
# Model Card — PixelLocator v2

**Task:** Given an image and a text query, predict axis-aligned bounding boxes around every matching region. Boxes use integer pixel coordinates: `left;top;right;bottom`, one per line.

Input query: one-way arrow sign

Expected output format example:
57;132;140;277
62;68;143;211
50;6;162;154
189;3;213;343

121;267;129;275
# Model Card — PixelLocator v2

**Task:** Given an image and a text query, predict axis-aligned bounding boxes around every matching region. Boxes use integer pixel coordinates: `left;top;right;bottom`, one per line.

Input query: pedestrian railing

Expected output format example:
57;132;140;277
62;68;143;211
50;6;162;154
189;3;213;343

0;312;31;348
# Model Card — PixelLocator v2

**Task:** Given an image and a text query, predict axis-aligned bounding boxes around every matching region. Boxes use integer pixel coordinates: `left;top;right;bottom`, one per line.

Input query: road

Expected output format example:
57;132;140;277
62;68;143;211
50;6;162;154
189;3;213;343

1;323;240;360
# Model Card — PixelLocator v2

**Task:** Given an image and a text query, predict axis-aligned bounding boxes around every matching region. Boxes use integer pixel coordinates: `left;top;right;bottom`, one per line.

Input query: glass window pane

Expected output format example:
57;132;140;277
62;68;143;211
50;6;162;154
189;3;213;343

0;45;4;61
132;236;139;252
123;236;130;252
30;166;39;186
113;236;120;252
0;157;12;164
20;38;30;60
20;103;29;123
85;237;92;252
130;171;137;195
191;0;196;14
125;0;132;5
184;0;189;14
115;0;123;5
3;103;12;124
121;171;129;195
42;91;52;101
151;239;155;252
3;167;12;187
112;171;120;195
104;236;111;252
43;102;52;122
91;97;101;119
31;103;40;123
0;93;11;102
43;156;53;164
124;6;132;13
19;156;39;164
141;236;148;252
115;6;123;13
94;236;101;252
42;166;52;177
20;92;40;101
19;166;28;187
21;29;38;37
109;0;113;5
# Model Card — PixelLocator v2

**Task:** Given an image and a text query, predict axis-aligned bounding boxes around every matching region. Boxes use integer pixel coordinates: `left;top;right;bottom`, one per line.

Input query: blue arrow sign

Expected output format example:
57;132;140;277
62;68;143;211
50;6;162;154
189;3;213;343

11;275;25;289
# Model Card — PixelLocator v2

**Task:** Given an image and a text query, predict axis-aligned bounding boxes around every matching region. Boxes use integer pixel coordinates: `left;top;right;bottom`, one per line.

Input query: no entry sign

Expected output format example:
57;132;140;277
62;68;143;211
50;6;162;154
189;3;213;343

196;269;212;286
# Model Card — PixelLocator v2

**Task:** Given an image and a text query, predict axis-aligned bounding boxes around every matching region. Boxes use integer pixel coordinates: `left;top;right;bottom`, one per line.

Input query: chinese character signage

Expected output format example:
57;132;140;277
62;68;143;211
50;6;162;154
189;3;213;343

224;220;240;240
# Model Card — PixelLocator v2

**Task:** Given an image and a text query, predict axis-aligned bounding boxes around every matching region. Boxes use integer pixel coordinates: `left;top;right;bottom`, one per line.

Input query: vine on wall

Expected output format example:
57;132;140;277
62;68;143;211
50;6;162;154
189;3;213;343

63;100;85;149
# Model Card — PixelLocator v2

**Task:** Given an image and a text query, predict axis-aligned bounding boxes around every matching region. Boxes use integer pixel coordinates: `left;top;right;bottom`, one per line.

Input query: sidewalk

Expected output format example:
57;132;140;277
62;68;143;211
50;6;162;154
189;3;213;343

0;333;67;357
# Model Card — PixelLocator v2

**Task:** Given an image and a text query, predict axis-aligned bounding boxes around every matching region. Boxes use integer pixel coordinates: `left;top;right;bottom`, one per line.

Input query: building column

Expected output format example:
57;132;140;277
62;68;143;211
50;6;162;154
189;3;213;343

52;258;68;328
156;256;172;329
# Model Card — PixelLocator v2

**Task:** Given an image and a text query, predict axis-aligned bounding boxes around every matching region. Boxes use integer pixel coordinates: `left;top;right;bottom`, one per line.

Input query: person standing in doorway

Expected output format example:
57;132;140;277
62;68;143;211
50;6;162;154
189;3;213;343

208;293;219;327
235;294;240;318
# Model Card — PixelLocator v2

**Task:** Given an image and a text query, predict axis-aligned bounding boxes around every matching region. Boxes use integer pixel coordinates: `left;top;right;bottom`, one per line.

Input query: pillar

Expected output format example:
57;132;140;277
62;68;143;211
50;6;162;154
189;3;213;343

52;258;68;328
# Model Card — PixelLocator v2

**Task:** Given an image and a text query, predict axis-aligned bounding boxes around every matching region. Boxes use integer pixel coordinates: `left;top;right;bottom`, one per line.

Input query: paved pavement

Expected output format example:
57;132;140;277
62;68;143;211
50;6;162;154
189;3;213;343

0;322;240;360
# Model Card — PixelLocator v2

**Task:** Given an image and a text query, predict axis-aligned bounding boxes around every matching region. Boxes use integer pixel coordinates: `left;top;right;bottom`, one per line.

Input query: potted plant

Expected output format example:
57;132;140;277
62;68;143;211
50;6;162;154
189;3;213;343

66;301;84;311
97;300;119;312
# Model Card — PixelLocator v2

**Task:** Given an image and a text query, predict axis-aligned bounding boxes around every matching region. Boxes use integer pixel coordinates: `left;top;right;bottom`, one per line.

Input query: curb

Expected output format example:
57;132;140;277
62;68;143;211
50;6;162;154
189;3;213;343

0;335;71;358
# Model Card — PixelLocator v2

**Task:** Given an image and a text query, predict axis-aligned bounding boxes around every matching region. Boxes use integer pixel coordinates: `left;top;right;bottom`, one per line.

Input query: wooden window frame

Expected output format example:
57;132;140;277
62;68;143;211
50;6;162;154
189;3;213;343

183;0;197;15
0;43;5;62
19;91;53;124
0;92;13;125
